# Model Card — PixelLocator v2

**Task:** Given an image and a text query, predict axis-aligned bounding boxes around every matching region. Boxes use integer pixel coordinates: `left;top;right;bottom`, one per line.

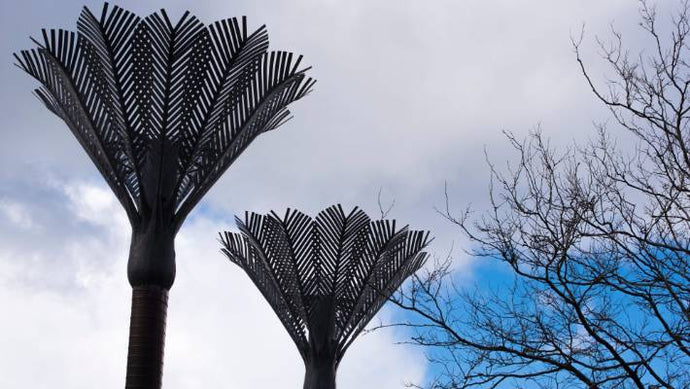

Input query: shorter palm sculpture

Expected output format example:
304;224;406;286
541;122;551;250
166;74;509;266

220;205;430;389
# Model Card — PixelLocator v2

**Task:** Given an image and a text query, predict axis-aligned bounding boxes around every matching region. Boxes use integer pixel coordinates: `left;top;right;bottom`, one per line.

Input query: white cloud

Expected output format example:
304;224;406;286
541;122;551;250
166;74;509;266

0;181;427;388
0;198;35;229
63;183;129;230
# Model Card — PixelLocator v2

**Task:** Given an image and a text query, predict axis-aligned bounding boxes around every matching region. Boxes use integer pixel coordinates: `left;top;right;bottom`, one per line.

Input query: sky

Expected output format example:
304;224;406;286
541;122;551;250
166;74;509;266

0;0;673;388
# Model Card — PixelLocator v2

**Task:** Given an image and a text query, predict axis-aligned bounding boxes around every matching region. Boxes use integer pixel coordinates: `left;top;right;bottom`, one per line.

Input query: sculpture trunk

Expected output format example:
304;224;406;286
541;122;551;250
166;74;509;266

125;221;176;389
125;285;169;389
302;299;338;389
127;218;176;289
303;358;337;389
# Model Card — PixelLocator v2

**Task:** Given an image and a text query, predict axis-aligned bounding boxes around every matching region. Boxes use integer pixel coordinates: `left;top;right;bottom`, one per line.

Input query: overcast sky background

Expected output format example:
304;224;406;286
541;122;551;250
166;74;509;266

0;0;675;388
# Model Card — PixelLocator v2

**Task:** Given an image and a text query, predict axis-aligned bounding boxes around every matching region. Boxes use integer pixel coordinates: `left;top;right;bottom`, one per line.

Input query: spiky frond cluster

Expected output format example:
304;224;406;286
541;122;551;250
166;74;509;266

220;205;429;362
15;3;315;227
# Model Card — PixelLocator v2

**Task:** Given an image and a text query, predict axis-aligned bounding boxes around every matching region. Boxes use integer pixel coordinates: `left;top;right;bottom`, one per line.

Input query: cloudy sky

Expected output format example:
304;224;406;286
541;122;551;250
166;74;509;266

0;0;673;388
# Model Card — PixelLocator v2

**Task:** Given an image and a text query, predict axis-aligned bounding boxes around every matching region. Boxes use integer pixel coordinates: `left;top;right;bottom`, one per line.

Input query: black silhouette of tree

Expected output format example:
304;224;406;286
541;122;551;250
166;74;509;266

220;205;430;389
381;1;690;388
15;3;314;388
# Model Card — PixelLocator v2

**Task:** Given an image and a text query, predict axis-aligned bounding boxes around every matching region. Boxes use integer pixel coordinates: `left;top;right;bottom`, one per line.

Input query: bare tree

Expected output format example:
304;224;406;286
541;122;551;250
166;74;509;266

385;2;690;388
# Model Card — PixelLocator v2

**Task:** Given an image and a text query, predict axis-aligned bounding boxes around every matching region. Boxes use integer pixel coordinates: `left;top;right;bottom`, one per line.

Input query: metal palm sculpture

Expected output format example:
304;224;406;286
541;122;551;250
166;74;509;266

220;205;430;389
15;3;314;388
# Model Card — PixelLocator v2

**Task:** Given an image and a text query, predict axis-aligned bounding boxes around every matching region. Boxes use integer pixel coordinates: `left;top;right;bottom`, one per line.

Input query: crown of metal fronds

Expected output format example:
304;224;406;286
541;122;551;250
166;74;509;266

15;3;315;226
221;205;430;363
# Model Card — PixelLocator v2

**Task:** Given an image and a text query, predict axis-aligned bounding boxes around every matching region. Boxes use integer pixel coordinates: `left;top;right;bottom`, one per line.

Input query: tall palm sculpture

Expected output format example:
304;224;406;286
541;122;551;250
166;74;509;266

220;205;430;389
15;3;314;388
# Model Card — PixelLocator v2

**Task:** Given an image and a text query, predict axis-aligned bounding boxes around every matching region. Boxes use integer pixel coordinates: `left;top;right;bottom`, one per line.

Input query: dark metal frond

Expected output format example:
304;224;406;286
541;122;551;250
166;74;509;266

15;3;315;227
220;205;430;363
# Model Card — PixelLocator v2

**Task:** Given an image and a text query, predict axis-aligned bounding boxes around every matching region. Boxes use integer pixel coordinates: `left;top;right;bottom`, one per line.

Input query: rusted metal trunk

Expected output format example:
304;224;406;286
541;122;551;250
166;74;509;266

125;285;169;389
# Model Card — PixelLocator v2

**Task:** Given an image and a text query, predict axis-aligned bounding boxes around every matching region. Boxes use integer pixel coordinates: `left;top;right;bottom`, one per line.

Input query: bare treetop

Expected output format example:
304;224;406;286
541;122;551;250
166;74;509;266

384;2;690;387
